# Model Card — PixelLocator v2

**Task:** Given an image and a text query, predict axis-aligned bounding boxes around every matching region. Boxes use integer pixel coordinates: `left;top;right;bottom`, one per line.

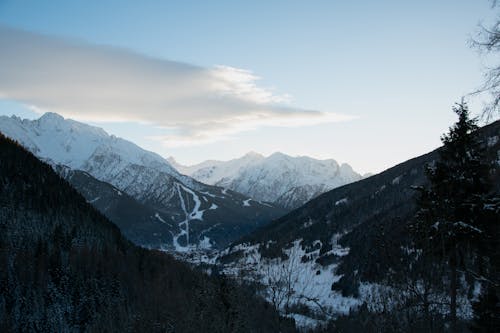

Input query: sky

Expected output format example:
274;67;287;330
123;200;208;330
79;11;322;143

0;0;497;174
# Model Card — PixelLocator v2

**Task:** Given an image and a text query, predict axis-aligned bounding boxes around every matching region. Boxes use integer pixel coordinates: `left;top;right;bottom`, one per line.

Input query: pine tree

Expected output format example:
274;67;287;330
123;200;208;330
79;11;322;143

412;102;492;331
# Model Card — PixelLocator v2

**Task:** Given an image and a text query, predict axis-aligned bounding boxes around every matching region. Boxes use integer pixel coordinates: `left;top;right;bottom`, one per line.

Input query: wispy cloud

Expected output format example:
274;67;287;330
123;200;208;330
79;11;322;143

0;26;354;146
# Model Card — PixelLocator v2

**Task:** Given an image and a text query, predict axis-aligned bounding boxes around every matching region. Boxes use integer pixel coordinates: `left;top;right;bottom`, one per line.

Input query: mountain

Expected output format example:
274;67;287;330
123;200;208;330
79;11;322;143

55;165;176;248
0;132;296;332
216;120;500;327
171;152;363;210
0;113;285;250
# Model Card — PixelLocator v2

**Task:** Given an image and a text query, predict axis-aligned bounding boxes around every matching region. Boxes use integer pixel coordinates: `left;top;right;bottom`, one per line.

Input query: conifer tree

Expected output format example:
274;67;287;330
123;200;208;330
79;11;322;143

412;102;492;330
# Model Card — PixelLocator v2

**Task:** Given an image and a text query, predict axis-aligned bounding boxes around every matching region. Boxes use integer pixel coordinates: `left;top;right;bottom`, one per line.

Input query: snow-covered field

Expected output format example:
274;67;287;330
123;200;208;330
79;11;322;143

216;239;360;329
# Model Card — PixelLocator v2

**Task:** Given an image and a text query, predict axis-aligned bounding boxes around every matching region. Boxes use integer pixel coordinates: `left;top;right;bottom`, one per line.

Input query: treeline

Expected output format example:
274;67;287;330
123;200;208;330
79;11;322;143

0;133;296;332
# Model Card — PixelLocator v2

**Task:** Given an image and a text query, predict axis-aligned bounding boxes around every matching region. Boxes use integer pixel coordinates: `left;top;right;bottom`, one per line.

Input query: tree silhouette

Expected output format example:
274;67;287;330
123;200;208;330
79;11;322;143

411;102;492;331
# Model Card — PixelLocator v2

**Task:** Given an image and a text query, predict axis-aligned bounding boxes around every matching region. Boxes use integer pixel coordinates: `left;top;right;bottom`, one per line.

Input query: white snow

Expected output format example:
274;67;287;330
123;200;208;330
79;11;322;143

198;236;212;249
174;151;362;207
243;198;252;207
87;197;100;203
0;113;180;176
392;175;403;185
219;238;360;328
335;198;348;206
155;213;167;223
175;151;264;186
173;183;205;251
199;190;217;198
209;203;218;210
454;221;483;233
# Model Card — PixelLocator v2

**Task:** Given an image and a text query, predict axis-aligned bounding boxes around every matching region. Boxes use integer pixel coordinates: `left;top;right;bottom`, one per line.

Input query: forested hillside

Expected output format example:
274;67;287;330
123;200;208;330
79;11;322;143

217;116;499;331
0;133;296;332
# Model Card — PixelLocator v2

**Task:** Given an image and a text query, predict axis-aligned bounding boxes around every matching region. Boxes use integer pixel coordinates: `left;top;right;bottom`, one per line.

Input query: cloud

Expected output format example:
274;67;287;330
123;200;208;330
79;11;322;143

0;26;354;146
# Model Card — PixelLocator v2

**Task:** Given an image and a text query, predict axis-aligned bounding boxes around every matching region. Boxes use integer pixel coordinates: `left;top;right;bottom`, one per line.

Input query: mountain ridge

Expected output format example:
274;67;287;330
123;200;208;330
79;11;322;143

171;151;363;209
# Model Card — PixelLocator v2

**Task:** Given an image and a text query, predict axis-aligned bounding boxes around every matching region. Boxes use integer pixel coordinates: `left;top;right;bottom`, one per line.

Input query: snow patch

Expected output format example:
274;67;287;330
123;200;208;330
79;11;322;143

454;221;483;234
218;239;359;329
198;236;212;249
87;197;100;203
155;213;167;223
335;198;348;206
173;183;205;252
392;175;402;185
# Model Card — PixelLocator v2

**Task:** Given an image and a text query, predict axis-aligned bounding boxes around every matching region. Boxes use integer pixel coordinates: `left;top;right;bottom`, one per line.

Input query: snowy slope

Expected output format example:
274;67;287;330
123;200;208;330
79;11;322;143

172;152;362;209
0;113;285;250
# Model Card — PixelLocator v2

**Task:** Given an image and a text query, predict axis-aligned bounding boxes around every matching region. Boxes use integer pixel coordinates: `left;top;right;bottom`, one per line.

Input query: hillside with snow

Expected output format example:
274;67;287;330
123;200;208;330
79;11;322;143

171;152;363;209
0;113;285;250
216;120;500;329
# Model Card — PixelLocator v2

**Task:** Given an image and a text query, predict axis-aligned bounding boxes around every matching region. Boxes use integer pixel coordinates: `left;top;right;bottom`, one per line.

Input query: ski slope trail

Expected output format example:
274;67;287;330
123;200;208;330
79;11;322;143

173;183;205;251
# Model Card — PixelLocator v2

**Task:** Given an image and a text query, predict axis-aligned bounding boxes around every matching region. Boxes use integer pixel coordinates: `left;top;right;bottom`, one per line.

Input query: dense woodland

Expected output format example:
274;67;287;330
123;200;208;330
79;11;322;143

0;133;296;332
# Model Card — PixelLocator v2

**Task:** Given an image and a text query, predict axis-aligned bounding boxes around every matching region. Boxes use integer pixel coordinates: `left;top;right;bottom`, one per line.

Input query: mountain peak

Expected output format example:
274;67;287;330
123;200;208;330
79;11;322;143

182;151;363;208
38;112;65;122
243;151;264;159
268;151;289;159
166;156;176;163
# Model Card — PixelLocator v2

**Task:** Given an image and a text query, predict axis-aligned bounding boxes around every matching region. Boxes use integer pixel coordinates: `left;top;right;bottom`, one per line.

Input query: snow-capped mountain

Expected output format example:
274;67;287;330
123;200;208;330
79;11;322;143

171;152;363;209
0;113;285;250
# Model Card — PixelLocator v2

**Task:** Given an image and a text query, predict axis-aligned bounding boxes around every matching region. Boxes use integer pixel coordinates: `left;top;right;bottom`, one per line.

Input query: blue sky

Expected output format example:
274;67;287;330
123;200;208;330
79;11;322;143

0;0;497;173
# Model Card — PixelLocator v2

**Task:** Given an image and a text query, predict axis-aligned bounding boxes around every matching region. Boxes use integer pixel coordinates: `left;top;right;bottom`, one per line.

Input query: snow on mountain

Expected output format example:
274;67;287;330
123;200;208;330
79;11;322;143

169;151;264;186
173;151;362;209
0;112;178;175
0;113;284;250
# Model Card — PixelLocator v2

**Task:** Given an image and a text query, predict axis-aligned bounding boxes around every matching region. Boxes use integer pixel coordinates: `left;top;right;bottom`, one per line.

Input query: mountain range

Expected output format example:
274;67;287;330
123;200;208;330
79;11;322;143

0;113;284;250
1;111;498;330
170;152;363;210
